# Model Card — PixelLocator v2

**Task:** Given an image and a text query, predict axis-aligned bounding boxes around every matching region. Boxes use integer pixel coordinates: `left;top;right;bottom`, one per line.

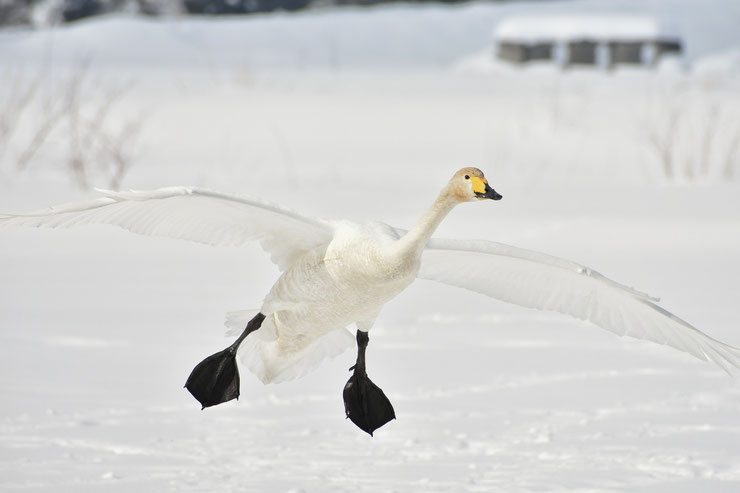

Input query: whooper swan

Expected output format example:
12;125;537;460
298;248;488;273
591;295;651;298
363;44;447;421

2;168;739;435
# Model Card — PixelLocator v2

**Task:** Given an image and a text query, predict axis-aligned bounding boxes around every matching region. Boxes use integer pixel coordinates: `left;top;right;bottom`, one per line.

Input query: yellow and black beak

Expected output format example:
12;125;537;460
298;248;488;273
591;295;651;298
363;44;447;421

472;177;503;201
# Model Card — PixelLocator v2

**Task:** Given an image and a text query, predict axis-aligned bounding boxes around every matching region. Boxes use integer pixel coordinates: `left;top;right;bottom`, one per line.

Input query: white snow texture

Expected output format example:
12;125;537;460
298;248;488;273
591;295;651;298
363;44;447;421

1;1;740;492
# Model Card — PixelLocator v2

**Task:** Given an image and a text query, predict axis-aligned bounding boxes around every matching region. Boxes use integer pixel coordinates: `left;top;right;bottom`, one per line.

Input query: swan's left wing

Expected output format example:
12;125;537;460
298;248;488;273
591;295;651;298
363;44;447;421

0;187;332;270
419;237;740;373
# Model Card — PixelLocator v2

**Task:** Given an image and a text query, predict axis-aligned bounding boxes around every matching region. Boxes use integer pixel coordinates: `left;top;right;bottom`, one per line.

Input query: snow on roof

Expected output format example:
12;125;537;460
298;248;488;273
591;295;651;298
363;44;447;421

495;15;680;43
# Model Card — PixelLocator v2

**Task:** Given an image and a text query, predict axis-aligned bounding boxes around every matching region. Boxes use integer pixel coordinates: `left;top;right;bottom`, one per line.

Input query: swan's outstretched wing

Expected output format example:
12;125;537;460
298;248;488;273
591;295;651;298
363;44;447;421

0;187;332;270
419;238;740;373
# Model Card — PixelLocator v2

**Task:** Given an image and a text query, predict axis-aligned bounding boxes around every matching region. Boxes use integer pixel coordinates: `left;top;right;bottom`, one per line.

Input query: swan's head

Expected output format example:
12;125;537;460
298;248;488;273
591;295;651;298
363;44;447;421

449;167;502;202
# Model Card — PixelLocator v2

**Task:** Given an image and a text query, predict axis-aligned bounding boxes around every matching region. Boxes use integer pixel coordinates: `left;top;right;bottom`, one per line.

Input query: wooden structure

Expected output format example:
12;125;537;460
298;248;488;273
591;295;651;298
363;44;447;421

494;14;683;69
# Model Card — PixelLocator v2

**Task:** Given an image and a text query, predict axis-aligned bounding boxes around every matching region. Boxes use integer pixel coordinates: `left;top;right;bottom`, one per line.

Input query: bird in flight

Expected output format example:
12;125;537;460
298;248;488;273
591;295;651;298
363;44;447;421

2;168;738;435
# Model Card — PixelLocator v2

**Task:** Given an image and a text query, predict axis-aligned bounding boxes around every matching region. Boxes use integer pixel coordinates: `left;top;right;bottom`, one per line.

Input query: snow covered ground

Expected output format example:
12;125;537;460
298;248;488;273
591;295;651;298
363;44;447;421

1;1;740;491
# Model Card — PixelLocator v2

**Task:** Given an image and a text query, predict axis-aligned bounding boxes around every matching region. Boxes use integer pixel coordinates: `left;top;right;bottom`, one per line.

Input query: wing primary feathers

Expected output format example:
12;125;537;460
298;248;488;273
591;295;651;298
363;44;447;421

420;237;740;374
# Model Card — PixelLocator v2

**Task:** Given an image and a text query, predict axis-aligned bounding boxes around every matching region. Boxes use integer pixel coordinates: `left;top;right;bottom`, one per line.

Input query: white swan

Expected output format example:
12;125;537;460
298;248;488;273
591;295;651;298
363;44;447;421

2;167;739;435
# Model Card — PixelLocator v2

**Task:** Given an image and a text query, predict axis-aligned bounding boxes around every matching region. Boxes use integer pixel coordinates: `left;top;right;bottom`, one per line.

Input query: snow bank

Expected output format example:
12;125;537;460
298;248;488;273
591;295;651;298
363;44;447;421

495;14;677;44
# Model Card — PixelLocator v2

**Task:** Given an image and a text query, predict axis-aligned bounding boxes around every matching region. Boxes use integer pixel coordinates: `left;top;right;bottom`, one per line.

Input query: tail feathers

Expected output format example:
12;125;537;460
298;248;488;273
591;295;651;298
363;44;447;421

225;309;261;337
236;316;354;384
225;310;355;383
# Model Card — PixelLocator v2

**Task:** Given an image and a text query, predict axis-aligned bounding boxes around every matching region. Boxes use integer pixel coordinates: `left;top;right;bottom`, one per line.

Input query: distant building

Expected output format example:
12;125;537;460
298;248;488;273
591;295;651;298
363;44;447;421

494;14;683;69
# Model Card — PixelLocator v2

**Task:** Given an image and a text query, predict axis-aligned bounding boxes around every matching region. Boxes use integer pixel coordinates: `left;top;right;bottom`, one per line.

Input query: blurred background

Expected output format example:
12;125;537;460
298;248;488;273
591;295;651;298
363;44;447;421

1;0;739;201
1;1;740;491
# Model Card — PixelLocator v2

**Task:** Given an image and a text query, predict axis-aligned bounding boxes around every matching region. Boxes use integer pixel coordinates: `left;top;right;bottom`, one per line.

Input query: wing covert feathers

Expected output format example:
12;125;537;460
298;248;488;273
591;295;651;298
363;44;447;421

0;187;332;271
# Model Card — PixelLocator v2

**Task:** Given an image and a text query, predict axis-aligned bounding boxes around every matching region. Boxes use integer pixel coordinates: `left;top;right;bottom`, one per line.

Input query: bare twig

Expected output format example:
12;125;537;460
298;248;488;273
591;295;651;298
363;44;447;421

698;102;719;178
2;60;149;189
15;102;67;171
0;69;43;154
722;126;740;180
646;103;682;181
94;111;148;190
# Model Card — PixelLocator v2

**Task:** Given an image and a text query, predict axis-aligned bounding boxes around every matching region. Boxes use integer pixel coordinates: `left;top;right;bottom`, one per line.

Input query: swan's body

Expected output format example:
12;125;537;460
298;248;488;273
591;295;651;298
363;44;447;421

251;221;417;382
238;169;493;383
2;168;739;414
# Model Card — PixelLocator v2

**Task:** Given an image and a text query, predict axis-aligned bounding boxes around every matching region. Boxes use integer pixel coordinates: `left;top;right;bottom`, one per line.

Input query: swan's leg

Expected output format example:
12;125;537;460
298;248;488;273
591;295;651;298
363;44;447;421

343;330;396;436
185;312;266;409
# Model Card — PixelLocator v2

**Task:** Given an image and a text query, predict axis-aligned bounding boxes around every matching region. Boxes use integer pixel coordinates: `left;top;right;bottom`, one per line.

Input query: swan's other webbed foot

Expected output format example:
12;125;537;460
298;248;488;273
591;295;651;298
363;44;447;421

185;347;240;409
185;312;265;409
343;370;396;436
343;330;396;436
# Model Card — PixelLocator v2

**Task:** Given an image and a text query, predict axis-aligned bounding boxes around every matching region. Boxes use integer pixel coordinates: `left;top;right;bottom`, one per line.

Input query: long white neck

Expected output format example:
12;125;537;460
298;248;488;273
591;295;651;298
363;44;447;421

396;188;458;258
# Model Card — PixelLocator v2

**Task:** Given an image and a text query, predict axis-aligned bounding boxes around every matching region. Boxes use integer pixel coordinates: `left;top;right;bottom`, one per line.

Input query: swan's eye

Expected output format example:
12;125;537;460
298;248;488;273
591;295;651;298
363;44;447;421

464;175;470;180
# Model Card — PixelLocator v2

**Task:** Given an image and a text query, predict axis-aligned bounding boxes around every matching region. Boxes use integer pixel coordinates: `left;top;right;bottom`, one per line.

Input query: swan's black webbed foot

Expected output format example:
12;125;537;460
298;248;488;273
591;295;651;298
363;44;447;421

185;347;240;409
343;370;396;436
343;330;396;436
185;313;265;409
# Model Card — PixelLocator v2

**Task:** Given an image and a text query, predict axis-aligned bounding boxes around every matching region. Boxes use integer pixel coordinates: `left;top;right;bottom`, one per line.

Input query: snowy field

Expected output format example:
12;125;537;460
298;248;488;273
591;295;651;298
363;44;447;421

2;1;740;491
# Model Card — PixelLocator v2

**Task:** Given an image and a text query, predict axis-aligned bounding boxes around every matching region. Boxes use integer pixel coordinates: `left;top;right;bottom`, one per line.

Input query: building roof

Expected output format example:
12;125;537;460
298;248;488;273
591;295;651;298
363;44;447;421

494;14;680;44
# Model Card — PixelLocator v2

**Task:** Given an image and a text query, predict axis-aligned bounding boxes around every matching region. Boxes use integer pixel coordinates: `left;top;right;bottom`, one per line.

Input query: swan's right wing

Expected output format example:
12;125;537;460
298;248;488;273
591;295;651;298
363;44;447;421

0;187;333;271
419;237;740;374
